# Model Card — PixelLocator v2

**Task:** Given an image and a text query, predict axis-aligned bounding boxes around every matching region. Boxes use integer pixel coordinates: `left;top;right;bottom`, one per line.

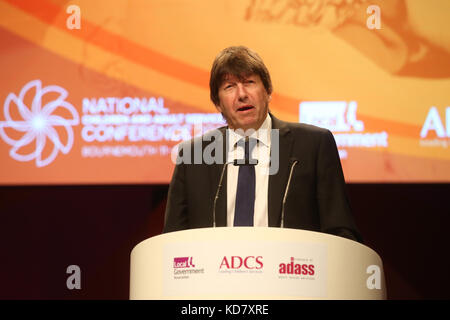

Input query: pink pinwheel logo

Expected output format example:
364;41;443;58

0;80;79;167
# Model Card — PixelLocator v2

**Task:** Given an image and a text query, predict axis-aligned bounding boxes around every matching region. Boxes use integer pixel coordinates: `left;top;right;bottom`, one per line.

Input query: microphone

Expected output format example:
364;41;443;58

280;158;299;228
233;137;259;166
213;161;232;227
233;159;259;166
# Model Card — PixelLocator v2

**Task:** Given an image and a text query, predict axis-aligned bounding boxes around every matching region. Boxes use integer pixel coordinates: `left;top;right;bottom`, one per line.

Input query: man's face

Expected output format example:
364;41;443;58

216;73;270;131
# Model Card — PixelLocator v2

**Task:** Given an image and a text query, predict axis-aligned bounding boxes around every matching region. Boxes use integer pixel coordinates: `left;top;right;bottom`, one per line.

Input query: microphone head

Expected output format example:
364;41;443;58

233;159;259;166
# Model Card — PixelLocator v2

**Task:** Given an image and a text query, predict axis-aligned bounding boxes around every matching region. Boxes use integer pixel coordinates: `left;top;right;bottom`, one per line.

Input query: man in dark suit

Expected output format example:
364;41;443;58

163;46;362;243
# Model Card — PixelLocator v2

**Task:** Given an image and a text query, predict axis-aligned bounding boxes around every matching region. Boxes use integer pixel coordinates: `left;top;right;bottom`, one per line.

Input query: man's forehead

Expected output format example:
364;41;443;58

221;73;258;82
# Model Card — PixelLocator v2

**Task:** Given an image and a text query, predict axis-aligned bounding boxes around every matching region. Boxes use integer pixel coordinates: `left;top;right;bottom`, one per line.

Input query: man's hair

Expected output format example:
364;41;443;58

209;46;273;106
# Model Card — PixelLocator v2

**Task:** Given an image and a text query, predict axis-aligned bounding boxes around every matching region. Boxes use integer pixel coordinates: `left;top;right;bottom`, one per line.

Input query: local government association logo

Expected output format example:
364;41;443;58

299;101;388;159
0;80;79;167
173;256;204;279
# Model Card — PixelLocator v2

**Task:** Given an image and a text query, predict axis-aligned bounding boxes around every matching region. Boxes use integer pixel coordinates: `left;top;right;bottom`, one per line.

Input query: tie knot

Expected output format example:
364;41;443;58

236;137;258;161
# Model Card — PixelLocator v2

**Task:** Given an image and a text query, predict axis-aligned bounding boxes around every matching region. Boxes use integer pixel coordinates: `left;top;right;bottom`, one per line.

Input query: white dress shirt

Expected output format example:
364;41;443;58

226;114;272;227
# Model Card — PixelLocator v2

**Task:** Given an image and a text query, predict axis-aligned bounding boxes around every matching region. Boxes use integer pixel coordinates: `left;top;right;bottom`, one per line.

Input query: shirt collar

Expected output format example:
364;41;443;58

227;113;272;150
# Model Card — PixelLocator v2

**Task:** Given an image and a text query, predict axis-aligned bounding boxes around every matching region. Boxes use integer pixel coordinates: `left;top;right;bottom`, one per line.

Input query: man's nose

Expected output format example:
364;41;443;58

236;83;248;101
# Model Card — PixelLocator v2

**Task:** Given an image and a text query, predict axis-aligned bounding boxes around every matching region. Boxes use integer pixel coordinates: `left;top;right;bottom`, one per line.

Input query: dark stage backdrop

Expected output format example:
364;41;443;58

0;183;449;300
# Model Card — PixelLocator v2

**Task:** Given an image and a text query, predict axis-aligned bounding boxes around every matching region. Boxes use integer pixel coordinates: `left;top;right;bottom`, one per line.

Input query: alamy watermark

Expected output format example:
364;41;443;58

366;5;381;30
366;264;382;290
66;5;81;30
66;265;81;290
171;126;280;176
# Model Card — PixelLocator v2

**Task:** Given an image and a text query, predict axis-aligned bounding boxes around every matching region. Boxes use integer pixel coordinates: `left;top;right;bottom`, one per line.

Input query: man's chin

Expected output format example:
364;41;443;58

233;120;262;132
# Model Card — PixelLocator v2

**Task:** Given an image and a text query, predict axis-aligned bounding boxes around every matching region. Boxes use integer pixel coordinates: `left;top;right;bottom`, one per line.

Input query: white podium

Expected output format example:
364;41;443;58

130;227;386;300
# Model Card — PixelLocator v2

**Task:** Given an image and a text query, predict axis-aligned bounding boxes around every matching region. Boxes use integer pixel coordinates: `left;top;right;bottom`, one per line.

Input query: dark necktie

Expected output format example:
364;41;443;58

234;137;257;226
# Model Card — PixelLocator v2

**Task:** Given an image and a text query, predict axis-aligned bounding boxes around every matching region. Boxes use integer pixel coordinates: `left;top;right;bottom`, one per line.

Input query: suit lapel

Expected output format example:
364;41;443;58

268;115;294;227
208;127;228;227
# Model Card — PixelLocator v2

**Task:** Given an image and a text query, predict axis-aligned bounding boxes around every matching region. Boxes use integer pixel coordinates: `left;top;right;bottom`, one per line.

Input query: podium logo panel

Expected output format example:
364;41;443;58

163;241;327;298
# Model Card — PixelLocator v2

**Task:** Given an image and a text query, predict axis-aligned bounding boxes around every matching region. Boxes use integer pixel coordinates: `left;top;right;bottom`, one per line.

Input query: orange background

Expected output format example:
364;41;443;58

0;0;449;184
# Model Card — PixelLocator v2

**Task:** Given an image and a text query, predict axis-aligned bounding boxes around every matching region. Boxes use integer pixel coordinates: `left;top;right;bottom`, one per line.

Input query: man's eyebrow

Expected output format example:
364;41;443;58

220;77;234;85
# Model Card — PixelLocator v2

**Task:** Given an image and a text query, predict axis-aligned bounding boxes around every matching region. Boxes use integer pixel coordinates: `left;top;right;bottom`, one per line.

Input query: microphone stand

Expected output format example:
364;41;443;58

280;159;299;228
213;161;231;228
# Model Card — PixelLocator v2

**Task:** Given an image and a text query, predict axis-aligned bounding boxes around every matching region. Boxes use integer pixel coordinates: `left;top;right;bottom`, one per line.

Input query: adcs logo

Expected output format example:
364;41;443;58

219;256;264;270
0;80;79;167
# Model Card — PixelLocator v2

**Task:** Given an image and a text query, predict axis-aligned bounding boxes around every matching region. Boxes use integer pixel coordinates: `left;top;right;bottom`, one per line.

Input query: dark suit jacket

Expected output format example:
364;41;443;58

163;114;362;242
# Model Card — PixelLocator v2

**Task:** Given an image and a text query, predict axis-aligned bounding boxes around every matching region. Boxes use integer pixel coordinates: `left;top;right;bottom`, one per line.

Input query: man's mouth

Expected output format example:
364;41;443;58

237;105;254;112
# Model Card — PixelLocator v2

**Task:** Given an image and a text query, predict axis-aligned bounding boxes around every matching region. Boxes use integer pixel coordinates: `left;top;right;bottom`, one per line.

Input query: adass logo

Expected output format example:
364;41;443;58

279;257;315;276
0;80;79;167
219;256;263;270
